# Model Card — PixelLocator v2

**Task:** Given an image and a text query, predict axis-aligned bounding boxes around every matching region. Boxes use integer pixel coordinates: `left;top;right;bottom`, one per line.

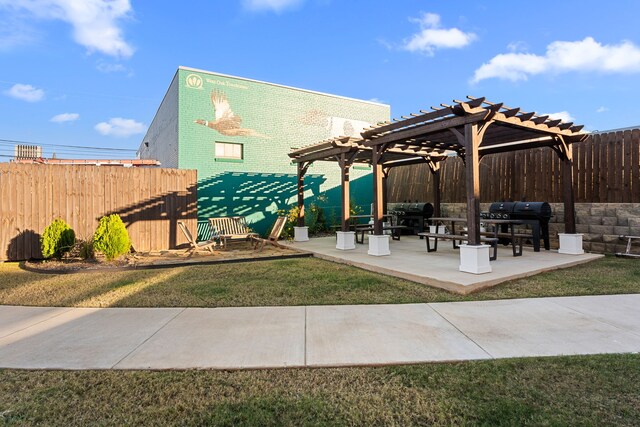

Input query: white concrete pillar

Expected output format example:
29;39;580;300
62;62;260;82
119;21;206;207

558;233;584;255
336;231;355;250
294;226;309;242
368;234;391;256
459;244;492;274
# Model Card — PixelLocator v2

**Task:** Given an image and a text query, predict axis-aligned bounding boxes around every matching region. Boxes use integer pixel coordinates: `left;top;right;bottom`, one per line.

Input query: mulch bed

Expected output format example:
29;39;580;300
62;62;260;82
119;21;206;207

23;243;311;274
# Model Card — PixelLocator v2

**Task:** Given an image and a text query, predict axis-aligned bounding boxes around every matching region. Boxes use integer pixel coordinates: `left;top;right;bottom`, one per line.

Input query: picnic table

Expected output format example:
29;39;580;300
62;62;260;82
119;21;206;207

353;224;407;244
419;217;530;260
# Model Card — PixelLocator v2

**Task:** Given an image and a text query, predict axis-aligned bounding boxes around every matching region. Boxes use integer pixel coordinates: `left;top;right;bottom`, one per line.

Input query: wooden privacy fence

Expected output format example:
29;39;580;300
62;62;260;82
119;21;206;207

0;164;198;261
388;128;640;204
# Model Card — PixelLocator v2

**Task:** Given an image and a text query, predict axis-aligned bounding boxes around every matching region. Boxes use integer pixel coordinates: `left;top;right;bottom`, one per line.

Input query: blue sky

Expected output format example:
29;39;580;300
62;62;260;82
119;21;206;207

1;0;640;159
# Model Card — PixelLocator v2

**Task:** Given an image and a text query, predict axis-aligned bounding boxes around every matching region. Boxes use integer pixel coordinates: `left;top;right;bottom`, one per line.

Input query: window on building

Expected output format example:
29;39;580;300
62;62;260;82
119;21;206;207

215;142;243;160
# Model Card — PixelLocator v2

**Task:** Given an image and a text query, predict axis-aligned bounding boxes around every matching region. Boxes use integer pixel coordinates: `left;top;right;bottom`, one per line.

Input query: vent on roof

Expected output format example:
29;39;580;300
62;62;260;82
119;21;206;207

14;145;42;160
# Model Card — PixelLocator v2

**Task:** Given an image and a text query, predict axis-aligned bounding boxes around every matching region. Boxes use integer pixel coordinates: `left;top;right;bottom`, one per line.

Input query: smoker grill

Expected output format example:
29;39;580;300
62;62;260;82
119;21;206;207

387;202;434;235
481;202;552;251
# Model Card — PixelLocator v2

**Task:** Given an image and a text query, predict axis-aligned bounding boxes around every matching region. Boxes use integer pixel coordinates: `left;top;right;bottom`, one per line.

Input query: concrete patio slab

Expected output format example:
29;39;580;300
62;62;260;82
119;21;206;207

0;305;72;339
431;298;640;358
0;307;183;369
306;304;491;366
283;236;603;294
116;306;305;370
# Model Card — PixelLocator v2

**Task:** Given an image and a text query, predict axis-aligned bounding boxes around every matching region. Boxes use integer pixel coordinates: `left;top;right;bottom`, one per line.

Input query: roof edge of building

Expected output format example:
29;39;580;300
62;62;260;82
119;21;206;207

178;66;390;108
592;125;640;134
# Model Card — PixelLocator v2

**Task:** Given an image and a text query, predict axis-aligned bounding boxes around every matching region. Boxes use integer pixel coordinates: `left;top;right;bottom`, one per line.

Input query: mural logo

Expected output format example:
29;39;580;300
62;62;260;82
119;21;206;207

194;90;270;139
185;74;203;89
299;109;371;138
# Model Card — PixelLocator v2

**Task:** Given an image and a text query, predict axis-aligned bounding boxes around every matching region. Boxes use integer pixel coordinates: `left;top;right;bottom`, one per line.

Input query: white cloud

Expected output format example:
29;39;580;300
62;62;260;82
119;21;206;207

0;0;134;58
4;83;44;102
95;117;146;137
596;106;609;113
51;112;79;123
0;15;39;51
507;41;528;52
402;12;476;55
472;37;640;83
544;111;575;123
242;0;303;12
96;62;126;73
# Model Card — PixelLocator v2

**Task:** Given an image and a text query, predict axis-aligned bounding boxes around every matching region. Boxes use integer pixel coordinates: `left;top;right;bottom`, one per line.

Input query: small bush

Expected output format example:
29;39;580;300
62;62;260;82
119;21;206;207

66;239;95;260
78;240;95;260
278;205;299;239
41;219;76;259
93;214;131;261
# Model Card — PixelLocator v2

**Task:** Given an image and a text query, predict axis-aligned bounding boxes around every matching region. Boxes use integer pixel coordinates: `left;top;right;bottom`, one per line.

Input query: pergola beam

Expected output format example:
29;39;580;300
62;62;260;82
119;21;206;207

364;111;490;148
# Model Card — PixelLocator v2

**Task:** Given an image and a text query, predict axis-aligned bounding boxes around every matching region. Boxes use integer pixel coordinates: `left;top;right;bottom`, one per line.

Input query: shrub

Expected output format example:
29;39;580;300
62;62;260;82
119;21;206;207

41;219;76;259
278;202;329;237
93;214;131;261
278;205;299;239
78;240;95;260
307;202;327;235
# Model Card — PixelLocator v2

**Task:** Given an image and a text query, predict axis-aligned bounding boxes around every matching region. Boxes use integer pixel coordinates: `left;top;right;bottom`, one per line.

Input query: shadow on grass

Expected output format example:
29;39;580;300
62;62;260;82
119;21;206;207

0;266;179;308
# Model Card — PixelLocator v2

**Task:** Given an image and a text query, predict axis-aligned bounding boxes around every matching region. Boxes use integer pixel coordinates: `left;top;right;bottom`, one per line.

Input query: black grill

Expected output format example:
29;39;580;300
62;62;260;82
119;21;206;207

388;202;434;234
481;202;552;251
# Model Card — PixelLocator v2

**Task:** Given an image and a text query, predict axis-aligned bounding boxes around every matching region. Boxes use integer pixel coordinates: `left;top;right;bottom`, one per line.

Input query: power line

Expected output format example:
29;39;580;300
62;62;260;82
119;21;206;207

0;139;137;152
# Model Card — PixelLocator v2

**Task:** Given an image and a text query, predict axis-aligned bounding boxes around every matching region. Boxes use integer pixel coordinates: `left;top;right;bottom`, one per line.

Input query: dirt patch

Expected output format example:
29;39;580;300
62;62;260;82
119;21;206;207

24;242;310;274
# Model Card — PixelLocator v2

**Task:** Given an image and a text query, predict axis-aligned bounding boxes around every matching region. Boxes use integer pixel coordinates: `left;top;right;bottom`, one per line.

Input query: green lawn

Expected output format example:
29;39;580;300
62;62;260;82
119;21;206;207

1;257;639;425
0;256;638;308
1;354;639;426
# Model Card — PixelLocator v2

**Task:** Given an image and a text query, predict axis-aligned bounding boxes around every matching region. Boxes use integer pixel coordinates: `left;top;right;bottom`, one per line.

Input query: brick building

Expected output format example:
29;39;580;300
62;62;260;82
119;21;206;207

138;66;390;234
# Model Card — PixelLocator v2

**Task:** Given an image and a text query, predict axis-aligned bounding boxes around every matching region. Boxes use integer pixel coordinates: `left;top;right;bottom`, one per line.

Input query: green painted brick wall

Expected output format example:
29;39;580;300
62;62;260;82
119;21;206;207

176;68;390;235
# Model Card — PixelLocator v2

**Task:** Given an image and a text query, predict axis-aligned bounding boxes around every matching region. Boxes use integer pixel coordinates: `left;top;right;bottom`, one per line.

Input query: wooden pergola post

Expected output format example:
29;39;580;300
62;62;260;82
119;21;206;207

296;162;310;227
339;153;351;232
561;145;577;234
428;160;442;218
382;167;391;217
372;145;384;235
465;123;482;245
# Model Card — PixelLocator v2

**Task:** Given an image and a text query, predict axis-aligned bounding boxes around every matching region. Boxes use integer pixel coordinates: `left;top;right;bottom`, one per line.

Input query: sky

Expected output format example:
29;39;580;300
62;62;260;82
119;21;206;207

1;0;640;160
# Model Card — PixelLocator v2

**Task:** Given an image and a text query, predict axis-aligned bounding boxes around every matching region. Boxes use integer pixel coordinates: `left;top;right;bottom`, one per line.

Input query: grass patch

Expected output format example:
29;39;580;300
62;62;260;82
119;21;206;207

0;256;639;308
1;354;639;425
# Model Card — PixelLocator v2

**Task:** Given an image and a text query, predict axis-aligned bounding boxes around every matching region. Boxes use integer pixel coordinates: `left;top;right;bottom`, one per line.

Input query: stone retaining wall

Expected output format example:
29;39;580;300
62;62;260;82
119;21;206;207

438;203;640;254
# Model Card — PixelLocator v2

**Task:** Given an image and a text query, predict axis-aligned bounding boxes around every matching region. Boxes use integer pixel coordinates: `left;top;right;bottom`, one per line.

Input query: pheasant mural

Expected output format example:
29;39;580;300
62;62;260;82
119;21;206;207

194;90;270;138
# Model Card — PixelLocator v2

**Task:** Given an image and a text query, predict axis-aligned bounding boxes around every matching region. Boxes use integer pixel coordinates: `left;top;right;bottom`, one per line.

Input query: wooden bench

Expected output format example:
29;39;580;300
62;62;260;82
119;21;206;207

208;216;259;249
476;231;533;257
354;225;407;244
417;232;500;261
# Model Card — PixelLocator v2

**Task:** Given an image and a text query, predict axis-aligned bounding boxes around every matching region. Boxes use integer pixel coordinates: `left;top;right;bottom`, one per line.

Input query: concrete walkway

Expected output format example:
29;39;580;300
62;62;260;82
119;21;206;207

1;294;639;370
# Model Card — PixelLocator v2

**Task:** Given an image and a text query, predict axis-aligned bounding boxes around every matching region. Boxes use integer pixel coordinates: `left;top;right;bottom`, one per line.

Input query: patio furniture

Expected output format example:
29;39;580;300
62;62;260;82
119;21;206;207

615;235;640;258
252;216;287;251
178;221;217;255
354;225;407;244
418;231;500;261
387;202;434;235
208;216;259;249
430;217;530;257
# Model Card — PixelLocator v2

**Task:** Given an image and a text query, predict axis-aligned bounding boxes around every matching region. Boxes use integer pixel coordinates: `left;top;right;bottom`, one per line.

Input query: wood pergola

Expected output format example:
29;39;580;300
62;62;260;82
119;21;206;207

289;96;587;248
